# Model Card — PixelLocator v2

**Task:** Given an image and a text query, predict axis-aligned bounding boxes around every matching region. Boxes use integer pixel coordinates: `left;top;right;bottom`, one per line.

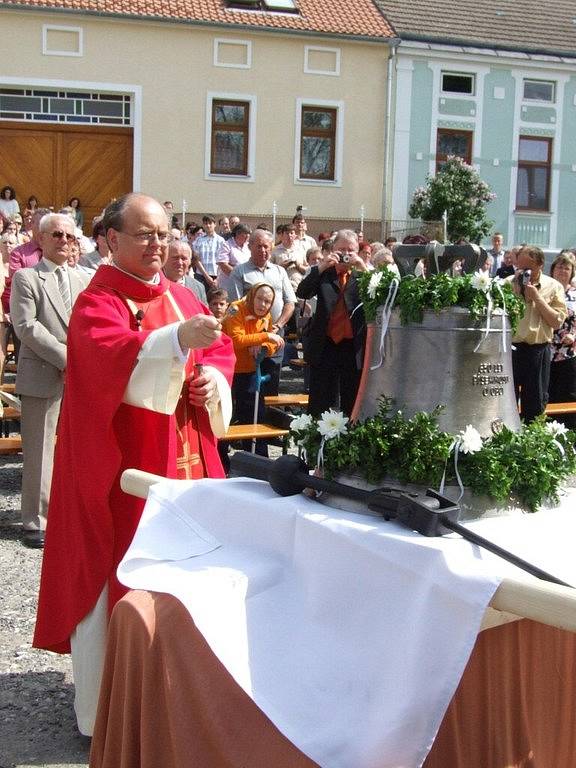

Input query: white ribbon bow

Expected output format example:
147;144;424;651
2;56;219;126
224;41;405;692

371;278;400;370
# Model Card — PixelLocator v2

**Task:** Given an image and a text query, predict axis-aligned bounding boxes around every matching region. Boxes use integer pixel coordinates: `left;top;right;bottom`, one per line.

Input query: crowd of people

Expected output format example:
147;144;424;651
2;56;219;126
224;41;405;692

1;184;576;742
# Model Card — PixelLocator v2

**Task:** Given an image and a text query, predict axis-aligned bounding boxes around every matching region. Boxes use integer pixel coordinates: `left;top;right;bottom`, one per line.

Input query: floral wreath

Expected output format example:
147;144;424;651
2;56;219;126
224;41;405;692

290;400;576;513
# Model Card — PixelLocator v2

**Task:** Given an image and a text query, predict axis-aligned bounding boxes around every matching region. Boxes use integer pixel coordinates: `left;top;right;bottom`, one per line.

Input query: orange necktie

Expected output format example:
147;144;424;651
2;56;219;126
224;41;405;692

327;272;353;344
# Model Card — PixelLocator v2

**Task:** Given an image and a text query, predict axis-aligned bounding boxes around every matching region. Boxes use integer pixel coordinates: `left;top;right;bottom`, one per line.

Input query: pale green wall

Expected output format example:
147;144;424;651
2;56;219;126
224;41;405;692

406;60;433;211
479;68;516;240
403;58;576;250
556;76;576;248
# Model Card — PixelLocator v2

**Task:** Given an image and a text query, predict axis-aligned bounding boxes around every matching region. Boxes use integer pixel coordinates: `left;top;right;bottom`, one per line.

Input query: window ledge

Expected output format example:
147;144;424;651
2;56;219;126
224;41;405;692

514;209;552;216
295;177;341;187
205;173;254;183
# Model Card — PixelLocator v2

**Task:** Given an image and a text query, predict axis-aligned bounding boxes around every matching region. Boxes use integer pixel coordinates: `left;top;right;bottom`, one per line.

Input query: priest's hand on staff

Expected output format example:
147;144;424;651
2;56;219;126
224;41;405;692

177;315;221;350
188;367;217;407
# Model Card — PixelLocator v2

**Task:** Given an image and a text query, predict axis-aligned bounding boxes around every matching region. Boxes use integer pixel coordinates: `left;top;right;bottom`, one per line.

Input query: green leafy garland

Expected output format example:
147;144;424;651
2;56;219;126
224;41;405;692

357;268;525;334
290;400;576;512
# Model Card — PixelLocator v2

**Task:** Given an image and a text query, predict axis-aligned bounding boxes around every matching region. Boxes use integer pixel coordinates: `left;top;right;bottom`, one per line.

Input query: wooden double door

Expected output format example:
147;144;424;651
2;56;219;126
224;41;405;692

0;121;133;229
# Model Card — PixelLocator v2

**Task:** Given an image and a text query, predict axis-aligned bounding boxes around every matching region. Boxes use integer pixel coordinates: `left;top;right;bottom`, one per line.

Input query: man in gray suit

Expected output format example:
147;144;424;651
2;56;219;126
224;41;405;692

10;213;90;548
163;239;207;304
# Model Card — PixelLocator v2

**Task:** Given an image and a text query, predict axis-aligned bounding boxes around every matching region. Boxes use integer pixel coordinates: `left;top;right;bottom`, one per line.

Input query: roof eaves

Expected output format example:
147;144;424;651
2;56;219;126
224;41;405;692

399;31;576;62
0;3;398;43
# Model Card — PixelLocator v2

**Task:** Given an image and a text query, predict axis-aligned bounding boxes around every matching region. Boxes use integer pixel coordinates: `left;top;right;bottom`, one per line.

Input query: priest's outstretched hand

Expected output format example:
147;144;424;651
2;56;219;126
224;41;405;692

177;314;222;350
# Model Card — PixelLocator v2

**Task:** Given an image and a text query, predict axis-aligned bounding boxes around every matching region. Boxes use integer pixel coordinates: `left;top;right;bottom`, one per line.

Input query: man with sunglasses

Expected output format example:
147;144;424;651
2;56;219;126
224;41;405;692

33;193;235;737
10;213;90;549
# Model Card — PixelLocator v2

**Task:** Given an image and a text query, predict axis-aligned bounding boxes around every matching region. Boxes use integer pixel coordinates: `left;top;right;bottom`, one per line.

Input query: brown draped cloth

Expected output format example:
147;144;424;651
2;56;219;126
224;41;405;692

90;591;576;768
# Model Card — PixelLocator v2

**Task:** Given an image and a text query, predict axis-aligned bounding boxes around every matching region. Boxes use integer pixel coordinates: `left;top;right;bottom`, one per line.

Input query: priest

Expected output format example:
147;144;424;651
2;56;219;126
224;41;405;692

33;193;235;735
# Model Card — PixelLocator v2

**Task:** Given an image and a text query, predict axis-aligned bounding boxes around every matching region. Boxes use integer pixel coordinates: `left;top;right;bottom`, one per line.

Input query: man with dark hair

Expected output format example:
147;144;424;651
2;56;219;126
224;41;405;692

292;214;316;259
34;193;234;736
489;232;506;277
216;223;250;293
192;214;225;289
508;244;567;421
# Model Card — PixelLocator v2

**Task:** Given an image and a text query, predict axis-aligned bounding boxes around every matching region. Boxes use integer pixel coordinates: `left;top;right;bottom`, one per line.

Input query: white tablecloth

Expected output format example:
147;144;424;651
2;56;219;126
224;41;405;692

117;478;523;767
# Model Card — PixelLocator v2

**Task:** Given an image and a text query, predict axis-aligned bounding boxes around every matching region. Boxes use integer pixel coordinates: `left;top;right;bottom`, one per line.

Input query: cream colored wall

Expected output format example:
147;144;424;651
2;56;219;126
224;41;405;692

0;10;389;221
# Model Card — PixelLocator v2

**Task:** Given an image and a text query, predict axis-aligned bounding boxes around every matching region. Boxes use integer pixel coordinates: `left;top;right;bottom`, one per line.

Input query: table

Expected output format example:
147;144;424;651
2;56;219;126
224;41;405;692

90;591;576;768
91;475;576;767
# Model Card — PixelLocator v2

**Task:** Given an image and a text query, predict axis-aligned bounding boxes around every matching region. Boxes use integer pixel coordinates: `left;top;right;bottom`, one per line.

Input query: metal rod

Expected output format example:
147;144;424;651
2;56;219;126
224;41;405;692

442;518;573;588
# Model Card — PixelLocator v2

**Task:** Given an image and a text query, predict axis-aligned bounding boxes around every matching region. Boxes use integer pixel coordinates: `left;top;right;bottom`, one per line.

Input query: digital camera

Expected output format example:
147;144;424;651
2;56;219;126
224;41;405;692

337;252;351;264
518;268;532;296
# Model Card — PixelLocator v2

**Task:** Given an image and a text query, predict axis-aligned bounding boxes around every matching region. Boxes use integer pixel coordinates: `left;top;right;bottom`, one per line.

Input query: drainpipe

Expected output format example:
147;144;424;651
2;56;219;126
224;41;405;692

382;39;399;239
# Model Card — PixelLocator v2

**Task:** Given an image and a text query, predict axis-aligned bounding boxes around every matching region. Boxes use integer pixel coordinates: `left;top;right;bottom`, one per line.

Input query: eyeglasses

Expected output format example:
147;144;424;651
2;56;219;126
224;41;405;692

50;231;76;242
120;230;173;245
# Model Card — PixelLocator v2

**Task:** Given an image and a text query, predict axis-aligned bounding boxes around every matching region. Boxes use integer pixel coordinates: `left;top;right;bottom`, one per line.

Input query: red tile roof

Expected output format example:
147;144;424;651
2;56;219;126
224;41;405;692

3;0;396;39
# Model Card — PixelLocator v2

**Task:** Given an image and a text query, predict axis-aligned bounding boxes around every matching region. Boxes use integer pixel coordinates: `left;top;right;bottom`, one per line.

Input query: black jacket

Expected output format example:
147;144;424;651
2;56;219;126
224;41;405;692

296;266;366;369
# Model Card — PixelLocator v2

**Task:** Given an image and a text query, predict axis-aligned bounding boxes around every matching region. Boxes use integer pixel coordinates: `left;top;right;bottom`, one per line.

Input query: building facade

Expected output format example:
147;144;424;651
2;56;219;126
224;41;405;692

0;2;396;228
380;0;576;251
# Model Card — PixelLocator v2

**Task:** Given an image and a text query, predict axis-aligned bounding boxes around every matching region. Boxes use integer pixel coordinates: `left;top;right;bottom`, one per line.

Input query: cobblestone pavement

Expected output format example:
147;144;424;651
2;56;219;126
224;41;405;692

0;364;305;768
0;453;90;768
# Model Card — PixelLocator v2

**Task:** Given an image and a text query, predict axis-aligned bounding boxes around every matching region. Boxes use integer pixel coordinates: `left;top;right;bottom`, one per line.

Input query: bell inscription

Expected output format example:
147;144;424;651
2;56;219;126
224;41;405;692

471;363;509;398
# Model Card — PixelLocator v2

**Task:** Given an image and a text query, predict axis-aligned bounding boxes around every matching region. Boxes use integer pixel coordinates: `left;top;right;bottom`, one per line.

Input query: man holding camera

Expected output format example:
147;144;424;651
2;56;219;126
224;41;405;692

509;245;567;422
296;229;368;417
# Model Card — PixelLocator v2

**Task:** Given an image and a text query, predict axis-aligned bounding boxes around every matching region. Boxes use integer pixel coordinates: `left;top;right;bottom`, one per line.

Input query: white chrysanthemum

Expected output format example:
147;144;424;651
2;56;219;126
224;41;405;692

546;420;569;438
367;271;384;299
471;270;492;293
317;409;349;440
459;425;483;454
291;413;314;432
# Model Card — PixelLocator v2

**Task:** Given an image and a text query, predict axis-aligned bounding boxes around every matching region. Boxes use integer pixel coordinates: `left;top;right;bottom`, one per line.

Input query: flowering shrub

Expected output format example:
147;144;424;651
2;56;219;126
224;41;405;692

408;156;495;243
290;400;576;512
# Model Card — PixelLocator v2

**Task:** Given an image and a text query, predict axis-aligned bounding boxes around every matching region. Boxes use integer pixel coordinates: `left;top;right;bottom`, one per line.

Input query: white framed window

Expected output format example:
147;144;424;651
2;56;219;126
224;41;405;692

304;46;341;76
523;79;555;103
42;25;83;57
204;92;256;182
213;38;252;69
294;98;344;186
441;72;475;96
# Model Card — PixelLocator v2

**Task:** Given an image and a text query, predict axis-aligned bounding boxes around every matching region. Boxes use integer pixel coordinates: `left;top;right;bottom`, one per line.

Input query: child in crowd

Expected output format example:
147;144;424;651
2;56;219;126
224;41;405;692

207;288;231;472
222;283;284;454
207;288;229;321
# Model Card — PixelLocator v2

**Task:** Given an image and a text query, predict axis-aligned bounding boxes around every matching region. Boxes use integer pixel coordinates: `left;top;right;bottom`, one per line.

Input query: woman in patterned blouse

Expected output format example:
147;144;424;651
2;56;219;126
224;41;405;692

549;250;576;427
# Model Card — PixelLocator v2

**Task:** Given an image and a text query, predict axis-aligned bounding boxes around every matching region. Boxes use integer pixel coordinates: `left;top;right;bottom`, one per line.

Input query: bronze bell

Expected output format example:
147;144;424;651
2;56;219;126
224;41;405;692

351;306;521;437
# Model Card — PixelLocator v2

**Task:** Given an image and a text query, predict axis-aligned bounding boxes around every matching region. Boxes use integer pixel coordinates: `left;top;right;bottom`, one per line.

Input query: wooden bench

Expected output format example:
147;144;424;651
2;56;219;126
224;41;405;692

545;402;576;416
1;405;20;438
1;406;20;421
220;423;290;454
0;436;22;455
264;394;309;408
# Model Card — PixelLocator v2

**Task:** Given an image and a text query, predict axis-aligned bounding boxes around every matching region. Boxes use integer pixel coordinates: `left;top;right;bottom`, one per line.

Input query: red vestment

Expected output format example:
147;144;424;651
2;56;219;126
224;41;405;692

33;266;235;653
